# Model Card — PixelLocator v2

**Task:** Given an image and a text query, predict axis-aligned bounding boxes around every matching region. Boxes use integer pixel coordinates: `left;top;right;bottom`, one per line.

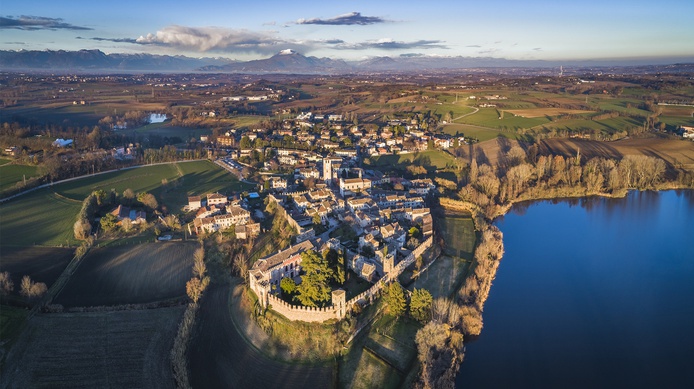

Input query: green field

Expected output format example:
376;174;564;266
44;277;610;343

440;216;476;259
0;160;251;247
457;107;550;129
341;313;419;389
117;122;211;141
0;189;81;247
442;123;521;141
0;164;41;192
367;150;459;170
410;256;470;299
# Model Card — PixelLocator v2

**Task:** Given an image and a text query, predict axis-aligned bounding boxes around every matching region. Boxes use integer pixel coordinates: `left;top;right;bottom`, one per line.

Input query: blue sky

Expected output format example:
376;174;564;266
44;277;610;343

1;0;693;62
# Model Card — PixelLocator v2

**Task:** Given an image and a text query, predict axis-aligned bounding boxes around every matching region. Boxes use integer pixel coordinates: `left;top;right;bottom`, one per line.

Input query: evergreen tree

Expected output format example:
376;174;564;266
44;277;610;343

296;250;333;307
385;281;407;317
410;288;433;323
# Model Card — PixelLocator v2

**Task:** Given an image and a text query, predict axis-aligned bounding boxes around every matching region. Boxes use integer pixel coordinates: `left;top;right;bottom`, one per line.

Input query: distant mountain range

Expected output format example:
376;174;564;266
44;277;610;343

1;49;693;74
0;49;236;72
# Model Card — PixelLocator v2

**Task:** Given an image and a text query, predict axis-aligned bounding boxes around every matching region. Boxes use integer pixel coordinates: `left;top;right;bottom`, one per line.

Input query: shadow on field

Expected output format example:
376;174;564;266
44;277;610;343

54;242;194;307
188;284;334;389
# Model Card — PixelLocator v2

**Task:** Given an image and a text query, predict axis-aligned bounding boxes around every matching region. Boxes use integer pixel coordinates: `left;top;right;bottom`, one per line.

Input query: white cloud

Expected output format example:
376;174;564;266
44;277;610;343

134;25;313;54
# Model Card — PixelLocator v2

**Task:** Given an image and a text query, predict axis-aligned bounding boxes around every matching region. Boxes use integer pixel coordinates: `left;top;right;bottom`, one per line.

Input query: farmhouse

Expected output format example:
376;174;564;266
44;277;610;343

187;196;202;210
207;193;227;206
225;205;251;225
110;205;146;224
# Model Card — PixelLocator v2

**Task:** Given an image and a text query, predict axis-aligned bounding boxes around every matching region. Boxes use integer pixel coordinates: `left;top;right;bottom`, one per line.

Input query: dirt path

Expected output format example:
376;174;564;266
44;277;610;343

188;283;334;389
451;106;479;122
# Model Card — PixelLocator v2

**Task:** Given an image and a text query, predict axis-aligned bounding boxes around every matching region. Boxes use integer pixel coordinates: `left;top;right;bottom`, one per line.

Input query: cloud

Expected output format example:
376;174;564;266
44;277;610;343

533;47;542;51
76;36;139;44
335;38;448;50
466;45;481;48
4;41;25;45
478;48;500;55
0;15;92;31
400;53;425;58
133;25;316;54
296;12;386;26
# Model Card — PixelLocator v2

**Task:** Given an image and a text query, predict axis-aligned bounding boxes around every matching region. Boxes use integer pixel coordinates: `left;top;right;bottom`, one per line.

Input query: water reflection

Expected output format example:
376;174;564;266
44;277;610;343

457;190;694;389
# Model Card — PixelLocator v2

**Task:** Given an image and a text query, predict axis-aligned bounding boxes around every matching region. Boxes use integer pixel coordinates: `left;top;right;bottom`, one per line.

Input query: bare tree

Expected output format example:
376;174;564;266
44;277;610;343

0;271;14;295
192;247;206;278
20;276;47;299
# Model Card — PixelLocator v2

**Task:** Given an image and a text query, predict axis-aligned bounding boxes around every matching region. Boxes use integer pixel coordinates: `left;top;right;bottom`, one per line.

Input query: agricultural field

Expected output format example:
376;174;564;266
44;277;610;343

457;107;551;129
0;163;40;193
0;306;183;388
442;123;521;142
367;150;459;170
0;160;250;247
189;284;334;389
55;160;250;211
1;100;166;128
116;121;211;142
504;108;594;118
0;305;28;347
54;242;195;307
0;247;74;296
539;137;694;171
0;189;82;247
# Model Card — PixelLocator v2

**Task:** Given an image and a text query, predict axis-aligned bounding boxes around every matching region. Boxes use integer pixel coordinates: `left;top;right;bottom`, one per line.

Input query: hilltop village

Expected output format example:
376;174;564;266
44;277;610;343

184;110;439;320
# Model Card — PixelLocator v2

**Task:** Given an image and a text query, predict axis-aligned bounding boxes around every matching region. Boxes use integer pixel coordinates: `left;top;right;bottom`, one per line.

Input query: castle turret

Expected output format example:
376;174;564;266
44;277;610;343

332;289;346;319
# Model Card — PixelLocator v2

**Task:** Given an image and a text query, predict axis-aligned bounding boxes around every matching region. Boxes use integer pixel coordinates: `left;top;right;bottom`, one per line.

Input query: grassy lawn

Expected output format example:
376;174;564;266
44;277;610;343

410;256;470;299
340;312;419;389
0;158;12;166
341;271;372;300
348;349;402;389
0;164;41;192
440;216;476;260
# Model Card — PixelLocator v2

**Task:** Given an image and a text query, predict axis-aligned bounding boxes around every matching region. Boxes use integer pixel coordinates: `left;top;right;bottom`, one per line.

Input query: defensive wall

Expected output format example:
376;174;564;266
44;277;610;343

264;236;433;322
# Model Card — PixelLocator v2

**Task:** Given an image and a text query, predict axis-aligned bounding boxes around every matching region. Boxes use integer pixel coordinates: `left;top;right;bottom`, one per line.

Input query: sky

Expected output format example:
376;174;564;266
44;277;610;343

1;0;693;63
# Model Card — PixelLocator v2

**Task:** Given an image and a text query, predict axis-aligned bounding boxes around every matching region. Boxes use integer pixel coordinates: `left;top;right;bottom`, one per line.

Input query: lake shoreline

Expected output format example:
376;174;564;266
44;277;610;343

447;188;694;388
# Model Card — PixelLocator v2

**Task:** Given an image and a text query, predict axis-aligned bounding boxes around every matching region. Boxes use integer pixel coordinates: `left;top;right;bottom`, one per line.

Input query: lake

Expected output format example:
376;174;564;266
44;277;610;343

148;113;167;123
456;190;694;388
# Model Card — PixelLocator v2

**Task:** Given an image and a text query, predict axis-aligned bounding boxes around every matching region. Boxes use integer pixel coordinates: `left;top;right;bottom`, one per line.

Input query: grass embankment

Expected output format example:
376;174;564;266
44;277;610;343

237;285;350;363
340;311;421;389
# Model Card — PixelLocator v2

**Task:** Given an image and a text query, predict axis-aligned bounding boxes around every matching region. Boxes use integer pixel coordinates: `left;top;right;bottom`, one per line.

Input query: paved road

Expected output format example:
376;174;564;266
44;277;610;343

188;283;333;389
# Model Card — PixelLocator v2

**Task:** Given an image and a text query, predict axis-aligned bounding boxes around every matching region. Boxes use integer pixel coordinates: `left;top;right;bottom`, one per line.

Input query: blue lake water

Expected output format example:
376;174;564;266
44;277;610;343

456;190;694;388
